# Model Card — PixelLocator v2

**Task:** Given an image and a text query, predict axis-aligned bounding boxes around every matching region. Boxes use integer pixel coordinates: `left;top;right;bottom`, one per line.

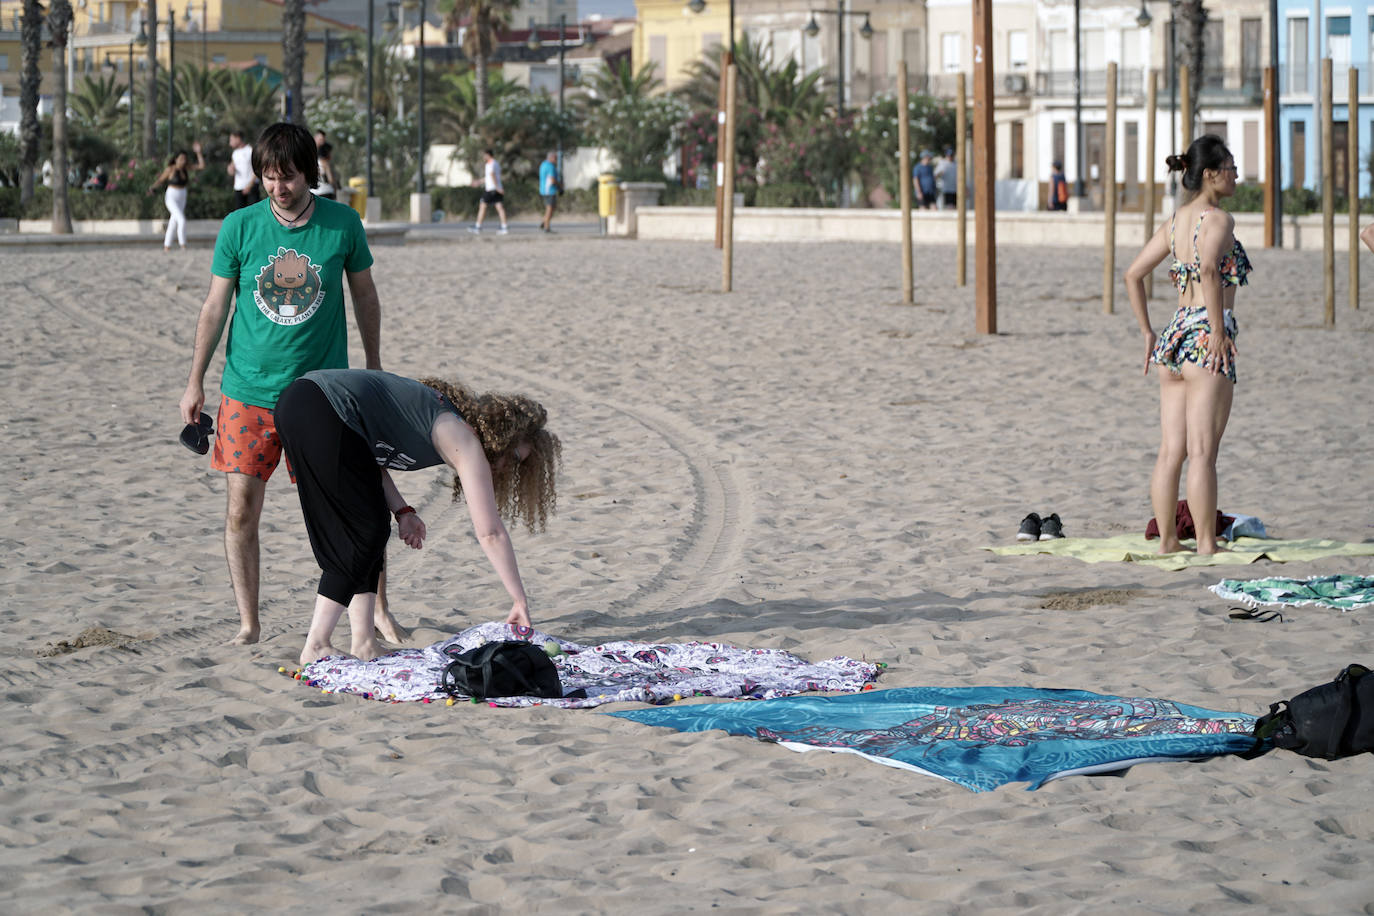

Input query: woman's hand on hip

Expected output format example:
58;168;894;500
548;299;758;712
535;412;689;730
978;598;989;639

1205;332;1234;376
1141;331;1157;376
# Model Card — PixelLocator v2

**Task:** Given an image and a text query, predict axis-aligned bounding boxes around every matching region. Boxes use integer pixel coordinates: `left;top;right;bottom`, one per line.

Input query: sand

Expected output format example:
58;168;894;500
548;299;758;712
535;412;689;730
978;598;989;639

1;231;1372;912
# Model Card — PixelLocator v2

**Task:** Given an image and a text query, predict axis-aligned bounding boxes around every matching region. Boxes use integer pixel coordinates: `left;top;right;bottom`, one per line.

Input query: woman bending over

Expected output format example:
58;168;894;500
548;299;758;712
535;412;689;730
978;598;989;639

274;369;561;665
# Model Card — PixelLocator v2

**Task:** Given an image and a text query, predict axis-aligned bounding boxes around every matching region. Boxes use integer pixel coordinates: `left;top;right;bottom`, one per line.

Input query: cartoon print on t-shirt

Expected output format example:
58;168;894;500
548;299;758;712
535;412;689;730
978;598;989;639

253;247;324;325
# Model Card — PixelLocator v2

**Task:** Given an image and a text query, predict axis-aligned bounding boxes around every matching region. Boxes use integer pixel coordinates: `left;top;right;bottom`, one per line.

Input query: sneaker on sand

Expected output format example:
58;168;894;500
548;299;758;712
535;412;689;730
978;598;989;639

468;225;481;235
498;225;509;235
1038;513;1065;540
1016;513;1042;541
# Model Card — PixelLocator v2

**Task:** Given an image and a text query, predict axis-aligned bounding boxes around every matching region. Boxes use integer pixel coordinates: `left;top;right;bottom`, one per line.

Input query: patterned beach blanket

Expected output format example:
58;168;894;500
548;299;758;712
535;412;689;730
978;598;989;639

1210;574;1374;611
295;621;878;707
988;535;1374;571
611;686;1263;792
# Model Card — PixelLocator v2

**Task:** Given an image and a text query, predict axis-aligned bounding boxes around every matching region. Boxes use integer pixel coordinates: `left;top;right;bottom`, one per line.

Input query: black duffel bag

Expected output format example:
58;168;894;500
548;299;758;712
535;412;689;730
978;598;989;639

1253;663;1374;759
439;640;563;701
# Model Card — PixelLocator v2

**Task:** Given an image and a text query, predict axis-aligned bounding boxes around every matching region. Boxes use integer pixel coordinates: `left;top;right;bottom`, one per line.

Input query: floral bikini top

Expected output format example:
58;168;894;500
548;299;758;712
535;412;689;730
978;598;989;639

1167;207;1252;292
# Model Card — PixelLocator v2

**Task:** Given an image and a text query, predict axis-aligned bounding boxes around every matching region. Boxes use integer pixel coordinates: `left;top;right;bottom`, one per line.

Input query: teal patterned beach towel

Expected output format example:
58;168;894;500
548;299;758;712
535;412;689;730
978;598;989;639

1210;575;1374;611
612;687;1262;792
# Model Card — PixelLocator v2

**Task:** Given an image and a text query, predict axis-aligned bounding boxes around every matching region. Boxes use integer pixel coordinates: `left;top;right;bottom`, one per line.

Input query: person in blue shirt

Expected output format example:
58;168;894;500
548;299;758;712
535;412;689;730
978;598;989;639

538;151;561;233
912;150;937;210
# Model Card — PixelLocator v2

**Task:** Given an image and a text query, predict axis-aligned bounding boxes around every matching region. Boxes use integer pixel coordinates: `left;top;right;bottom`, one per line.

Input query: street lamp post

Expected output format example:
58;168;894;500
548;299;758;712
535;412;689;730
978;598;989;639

167;11;175;158
366;0;375;197
1168;0;1177;193
803;2;873;116
136;20;150;155
400;0;427;195
192;1;206;69
527;15;569;187
1073;0;1083;198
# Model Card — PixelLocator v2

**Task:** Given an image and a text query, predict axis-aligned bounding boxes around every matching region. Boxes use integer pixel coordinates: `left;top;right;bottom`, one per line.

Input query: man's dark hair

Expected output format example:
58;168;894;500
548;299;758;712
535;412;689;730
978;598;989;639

251;122;321;187
484;148;495;158
229;129;244;141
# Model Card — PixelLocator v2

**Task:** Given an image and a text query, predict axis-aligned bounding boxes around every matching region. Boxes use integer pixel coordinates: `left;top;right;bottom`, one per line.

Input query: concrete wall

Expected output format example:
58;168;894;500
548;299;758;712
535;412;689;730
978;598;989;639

635;205;1364;251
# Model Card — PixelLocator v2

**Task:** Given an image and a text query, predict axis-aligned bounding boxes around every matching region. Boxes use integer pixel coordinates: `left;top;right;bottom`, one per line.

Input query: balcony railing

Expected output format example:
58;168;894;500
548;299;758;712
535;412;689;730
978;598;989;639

1282;63;1374;98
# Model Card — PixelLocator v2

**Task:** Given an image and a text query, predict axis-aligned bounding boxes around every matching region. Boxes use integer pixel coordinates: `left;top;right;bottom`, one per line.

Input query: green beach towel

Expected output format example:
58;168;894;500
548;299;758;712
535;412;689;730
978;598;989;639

1210;575;1374;611
987;535;1374;571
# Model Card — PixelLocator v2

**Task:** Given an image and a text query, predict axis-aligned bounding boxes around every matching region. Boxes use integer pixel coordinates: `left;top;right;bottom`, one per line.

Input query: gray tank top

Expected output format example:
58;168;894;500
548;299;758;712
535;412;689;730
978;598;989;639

303;369;460;471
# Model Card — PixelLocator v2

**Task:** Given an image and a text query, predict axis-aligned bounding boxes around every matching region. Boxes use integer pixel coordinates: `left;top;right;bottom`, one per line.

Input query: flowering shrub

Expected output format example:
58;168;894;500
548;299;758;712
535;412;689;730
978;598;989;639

680;105;764;199
460;94;578;180
307;95;427;199
588;93;689;178
755;115;856;206
853;93;958;205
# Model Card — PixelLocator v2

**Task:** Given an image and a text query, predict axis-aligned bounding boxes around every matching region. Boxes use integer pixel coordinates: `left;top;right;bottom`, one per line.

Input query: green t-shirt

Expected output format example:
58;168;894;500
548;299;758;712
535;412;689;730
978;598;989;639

212;196;373;407
303;369;460;471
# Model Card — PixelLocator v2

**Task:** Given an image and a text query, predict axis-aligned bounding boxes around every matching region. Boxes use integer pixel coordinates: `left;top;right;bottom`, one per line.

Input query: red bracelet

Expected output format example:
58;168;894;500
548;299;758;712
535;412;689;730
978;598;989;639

394;506;416;520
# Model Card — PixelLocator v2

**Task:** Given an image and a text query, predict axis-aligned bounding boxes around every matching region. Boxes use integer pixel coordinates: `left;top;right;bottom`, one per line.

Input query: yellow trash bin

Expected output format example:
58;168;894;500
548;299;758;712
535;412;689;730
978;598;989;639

347;177;368;218
597;174;619;219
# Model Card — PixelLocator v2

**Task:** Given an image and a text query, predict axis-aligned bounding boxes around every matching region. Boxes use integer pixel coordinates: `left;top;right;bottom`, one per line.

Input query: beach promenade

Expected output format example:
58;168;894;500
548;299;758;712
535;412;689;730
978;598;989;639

1;234;1371;911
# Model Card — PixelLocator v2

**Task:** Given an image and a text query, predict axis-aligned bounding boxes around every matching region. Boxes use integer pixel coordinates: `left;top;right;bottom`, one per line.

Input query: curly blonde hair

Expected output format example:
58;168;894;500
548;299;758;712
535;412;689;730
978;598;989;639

418;378;562;532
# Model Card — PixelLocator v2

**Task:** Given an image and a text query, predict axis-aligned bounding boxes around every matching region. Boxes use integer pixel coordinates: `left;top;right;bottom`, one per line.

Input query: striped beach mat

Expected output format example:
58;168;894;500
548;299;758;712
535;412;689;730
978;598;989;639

612;686;1264;792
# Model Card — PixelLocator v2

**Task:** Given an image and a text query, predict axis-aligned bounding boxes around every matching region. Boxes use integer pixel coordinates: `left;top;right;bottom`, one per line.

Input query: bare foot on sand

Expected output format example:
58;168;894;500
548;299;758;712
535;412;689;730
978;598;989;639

1197;544;1231;556
1156;539;1189;555
375;607;411;644
300;643;350;666
228;626;261;646
350;637;383;662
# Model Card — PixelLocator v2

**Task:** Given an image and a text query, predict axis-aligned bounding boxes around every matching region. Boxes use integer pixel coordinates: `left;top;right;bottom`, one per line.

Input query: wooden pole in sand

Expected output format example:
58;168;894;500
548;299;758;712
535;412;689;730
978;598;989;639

956;72;967;289
897;62;913;304
971;0;995;333
1263;67;1278;248
714;51;732;250
1103;62;1117;315
722;62;738;293
1322;58;1334;328
1180;65;1192;150
1349;67;1360;312
1144;70;1157;300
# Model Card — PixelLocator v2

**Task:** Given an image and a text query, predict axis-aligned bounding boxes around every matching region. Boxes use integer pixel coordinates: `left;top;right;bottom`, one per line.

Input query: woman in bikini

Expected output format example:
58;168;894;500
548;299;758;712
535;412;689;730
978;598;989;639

149;141;206;251
1124;135;1250;555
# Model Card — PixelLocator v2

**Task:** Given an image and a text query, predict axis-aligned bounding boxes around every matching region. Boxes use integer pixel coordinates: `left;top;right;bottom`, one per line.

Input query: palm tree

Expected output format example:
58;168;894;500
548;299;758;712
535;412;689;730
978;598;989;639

282;0;306;125
427;66;522;143
18;0;43;204
216;70;281;139
48;0;74;233
436;0;519;117
1177;0;1206;140
330;33;409;120
143;0;159;157
175;64;229;109
679;33;827;124
580;59;662;112
70;73;127;137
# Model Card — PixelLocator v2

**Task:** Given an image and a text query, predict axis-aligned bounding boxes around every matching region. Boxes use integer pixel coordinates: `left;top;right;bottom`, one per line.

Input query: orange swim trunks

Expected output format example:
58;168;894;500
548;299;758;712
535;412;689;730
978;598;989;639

211;394;294;482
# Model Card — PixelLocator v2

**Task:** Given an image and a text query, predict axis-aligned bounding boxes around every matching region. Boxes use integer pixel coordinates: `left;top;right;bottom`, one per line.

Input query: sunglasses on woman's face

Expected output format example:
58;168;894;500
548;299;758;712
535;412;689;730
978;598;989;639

179;412;214;455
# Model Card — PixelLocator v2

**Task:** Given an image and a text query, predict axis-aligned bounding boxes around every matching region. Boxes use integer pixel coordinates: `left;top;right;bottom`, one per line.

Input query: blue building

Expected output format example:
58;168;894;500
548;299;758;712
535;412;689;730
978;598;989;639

1279;0;1372;197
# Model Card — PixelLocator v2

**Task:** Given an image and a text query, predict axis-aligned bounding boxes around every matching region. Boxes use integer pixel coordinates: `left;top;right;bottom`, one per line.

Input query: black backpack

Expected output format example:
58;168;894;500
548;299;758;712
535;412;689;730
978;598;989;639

1252;664;1374;759
439;640;563;701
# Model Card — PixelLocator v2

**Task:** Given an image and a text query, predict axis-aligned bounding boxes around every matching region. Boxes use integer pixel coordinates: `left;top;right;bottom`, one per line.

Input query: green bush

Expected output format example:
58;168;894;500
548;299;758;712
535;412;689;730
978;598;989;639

755;182;823;208
0;183;234;220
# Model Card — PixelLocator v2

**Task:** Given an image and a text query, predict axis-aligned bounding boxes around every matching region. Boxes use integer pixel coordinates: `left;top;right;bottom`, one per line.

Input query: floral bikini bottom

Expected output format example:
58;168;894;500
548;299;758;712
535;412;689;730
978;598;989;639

1151;306;1239;384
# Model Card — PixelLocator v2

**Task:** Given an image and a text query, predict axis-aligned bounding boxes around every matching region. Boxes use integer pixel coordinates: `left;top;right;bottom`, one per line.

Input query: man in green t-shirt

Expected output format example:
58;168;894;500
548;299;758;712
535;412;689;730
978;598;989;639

178;122;405;647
